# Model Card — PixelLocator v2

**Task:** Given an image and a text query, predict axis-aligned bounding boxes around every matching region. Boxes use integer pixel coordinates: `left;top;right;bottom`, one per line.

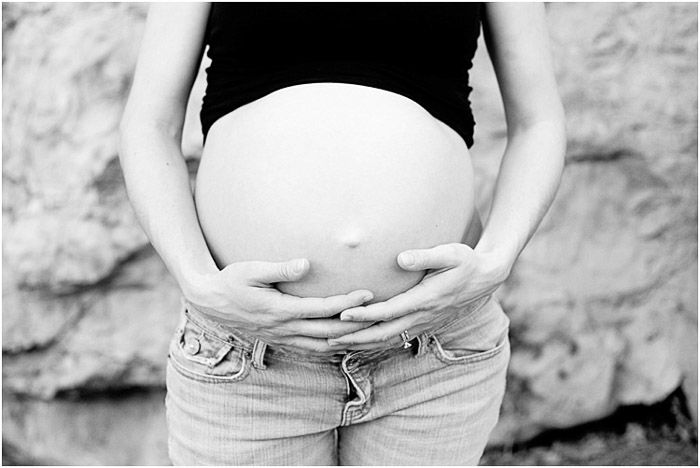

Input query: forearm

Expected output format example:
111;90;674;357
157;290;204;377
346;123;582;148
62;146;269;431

118;123;219;298
475;118;566;275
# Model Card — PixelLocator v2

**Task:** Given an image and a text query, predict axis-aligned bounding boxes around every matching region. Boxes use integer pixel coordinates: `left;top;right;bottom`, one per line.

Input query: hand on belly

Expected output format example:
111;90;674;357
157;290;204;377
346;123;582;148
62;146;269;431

266;229;429;302
194;83;476;302
196;188;472;302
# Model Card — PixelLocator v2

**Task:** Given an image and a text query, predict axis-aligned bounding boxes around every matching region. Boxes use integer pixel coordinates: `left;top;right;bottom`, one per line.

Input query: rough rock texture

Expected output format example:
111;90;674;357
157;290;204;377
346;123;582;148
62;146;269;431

2;390;169;465
3;3;150;294
472;3;698;443
2;2;697;464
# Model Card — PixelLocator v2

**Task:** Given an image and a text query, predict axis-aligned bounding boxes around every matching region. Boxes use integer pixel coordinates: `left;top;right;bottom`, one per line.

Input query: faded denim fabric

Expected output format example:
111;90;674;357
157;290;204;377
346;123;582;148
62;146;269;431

165;293;510;465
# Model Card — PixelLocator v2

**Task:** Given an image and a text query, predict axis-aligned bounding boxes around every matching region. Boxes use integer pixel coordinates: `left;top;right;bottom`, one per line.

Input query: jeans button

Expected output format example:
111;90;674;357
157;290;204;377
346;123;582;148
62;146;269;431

184;337;201;355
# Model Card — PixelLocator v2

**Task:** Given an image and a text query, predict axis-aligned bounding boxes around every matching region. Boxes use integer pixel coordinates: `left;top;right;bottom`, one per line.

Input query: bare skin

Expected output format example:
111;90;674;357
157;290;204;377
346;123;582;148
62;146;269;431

119;3;566;353
329;3;567;348
195;82;476;303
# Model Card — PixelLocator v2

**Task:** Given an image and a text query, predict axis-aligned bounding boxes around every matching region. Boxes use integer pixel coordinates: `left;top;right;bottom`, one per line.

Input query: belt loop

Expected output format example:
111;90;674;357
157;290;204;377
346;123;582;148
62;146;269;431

414;332;430;357
251;339;268;370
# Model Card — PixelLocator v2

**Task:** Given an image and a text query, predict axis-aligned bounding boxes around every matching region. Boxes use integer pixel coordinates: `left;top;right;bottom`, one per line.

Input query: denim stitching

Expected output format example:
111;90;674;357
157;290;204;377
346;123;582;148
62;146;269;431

251;340;268;370
174;323;236;368
429;327;509;365
340;353;368;425
183;306;253;352
167;351;251;384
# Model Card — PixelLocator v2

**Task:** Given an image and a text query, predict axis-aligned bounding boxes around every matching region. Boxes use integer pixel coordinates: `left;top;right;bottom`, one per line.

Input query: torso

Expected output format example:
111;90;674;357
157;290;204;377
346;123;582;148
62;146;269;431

195;83;477;302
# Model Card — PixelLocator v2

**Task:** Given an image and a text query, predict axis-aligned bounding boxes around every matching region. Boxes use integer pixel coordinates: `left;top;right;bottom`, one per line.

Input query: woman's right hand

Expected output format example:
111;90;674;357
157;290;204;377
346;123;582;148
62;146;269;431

181;258;377;352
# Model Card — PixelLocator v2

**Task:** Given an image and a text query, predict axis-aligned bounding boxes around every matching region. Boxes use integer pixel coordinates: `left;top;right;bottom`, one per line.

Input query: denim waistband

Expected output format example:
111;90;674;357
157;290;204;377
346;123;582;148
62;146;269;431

180;293;492;366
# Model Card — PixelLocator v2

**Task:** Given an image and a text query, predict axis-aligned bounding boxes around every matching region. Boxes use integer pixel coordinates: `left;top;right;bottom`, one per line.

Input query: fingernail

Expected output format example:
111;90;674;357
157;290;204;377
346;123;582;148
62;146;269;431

340;314;354;321
362;292;374;302
292;259;306;274
400;252;415;267
328;339;341;345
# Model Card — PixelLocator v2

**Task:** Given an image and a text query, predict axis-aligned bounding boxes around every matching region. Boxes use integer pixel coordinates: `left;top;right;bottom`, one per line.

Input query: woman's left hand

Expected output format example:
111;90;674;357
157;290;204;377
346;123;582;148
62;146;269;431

327;243;511;348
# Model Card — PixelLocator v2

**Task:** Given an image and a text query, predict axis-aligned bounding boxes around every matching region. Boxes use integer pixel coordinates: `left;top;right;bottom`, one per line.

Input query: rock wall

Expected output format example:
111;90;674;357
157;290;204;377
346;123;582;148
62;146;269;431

469;2;698;443
2;2;697;465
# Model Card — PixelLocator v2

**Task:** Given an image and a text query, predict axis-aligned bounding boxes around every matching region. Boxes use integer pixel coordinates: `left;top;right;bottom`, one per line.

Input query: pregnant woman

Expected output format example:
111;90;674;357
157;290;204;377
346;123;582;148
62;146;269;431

119;3;565;465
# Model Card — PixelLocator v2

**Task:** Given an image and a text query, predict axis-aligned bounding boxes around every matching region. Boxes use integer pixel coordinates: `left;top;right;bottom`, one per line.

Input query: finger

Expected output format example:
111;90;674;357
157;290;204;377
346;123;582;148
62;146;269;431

397;243;468;271
328;314;418;347
345;342;392;351
344;339;405;351
241;258;310;285
282;318;377;339
274;335;352;353
338;286;430;322
274;289;375;319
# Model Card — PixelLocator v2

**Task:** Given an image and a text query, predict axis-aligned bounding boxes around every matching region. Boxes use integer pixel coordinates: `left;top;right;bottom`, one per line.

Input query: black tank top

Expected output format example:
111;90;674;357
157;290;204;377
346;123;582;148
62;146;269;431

200;3;483;148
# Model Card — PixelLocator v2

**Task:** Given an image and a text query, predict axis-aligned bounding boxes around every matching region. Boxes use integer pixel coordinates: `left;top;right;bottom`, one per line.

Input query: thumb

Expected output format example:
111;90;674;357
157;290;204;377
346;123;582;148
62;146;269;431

397;244;466;271
241;258;310;285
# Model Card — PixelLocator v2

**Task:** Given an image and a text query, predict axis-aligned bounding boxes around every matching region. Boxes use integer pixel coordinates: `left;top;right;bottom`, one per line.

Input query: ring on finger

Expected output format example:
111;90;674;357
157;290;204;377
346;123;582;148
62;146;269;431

400;330;412;349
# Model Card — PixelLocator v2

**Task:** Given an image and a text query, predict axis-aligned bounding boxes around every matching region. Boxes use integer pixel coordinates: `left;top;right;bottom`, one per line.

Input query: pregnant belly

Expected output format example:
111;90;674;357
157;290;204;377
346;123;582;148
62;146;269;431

195;83;475;302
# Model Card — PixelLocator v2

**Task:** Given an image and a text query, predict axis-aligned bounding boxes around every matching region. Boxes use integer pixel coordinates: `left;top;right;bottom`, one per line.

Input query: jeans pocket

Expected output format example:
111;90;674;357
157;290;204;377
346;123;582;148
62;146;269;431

429;295;510;366
167;305;251;384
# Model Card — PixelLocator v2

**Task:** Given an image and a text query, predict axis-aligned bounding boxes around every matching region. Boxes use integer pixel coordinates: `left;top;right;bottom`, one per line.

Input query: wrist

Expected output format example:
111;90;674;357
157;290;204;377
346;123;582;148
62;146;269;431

177;263;222;306
473;243;517;284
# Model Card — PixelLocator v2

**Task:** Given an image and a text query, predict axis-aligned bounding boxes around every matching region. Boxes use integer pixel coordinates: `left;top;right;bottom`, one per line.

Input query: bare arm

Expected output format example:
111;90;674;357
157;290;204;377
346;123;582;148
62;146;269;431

119;3;216;300
475;2;567;275
119;4;376;351
328;2;567;346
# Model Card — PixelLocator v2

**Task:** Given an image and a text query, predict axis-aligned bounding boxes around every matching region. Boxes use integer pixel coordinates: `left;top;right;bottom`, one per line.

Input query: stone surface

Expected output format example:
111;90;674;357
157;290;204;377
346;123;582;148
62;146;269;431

469;2;698;442
1;2;697;465
2;3;150;293
2;249;182;399
2;390;170;465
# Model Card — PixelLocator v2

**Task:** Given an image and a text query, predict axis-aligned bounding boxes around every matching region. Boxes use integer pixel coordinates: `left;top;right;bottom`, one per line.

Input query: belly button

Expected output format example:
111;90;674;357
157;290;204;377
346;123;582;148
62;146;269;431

338;230;363;249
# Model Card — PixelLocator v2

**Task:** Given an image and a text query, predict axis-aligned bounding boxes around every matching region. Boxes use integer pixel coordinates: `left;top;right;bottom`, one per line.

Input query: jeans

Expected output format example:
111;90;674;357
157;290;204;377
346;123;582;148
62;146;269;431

165;293;510;465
